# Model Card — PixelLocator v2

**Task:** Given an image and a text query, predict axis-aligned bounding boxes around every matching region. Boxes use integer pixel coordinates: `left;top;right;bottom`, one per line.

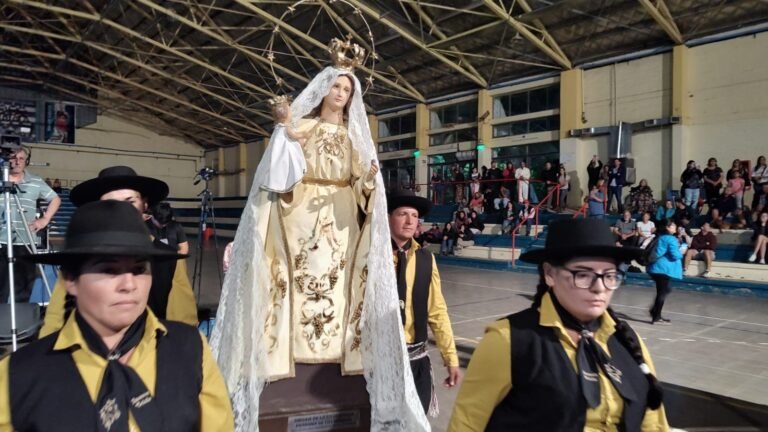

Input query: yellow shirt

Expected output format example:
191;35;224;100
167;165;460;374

395;241;459;367
448;292;669;432
0;310;233;432
39;258;198;337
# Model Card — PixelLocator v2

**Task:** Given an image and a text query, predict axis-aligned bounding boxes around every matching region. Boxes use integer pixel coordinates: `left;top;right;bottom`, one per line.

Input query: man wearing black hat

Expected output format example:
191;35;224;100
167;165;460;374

449;218;668;431
40;166;198;337
0;200;233;431
388;191;461;416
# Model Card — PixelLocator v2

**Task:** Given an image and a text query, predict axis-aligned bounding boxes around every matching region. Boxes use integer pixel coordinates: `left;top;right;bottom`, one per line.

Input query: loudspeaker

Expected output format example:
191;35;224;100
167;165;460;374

0;303;42;344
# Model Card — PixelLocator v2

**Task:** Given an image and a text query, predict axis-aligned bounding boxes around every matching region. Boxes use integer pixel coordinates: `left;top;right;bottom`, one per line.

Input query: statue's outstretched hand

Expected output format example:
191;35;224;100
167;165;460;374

366;160;379;182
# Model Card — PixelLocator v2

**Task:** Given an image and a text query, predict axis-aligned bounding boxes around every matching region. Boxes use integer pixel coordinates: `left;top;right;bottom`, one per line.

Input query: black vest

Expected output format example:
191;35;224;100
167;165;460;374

398;248;432;344
485;307;650;432
148;239;179;320
9;321;203;432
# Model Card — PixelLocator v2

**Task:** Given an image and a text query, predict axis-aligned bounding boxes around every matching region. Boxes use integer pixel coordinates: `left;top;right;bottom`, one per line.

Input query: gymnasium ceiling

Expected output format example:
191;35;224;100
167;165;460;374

2;0;768;148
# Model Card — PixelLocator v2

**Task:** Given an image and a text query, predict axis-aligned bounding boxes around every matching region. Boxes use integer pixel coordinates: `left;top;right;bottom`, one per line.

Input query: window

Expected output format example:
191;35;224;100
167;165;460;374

429;128;478;147
378;113;416;139
378;137;416;153
493;84;560;118
381;157;416;192
493;115;560;138
430;100;478;129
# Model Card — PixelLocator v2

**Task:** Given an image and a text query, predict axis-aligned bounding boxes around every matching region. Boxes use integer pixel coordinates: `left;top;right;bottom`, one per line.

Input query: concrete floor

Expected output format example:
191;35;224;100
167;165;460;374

189;239;768;431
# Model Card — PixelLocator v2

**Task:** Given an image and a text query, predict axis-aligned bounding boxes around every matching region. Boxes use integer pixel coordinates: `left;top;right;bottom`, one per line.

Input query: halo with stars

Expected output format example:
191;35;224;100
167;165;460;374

264;0;378;95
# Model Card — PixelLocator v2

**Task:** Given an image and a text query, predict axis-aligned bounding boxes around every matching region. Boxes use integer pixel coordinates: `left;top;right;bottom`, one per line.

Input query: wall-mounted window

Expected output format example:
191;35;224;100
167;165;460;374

430;100;477;129
429;128;478;147
493;115;560;138
378;113;416;139
493;84;559;118
378;137;416;153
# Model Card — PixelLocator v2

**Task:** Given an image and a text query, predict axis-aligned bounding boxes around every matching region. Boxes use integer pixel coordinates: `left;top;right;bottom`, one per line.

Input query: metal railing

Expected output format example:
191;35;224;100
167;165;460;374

509;183;561;268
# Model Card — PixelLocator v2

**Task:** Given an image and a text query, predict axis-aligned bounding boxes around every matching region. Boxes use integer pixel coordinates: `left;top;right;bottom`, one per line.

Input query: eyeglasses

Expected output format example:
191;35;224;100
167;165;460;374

562;267;624;290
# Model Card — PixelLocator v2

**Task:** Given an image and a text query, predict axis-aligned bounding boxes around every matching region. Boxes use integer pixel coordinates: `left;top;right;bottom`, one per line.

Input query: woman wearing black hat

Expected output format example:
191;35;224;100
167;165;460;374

40;166;198;337
0;200;233;431
448;218;669;431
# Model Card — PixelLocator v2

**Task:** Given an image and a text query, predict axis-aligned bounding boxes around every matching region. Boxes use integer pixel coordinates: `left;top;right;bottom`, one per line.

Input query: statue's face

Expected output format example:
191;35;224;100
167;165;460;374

323;75;353;113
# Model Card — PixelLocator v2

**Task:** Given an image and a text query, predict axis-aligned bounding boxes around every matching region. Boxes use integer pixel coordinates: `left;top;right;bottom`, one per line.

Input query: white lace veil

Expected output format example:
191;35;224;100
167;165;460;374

210;66;431;431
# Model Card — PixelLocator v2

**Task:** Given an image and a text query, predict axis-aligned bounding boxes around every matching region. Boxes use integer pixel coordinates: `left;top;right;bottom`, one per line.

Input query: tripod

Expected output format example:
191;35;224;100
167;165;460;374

1;160;52;351
191;178;222;305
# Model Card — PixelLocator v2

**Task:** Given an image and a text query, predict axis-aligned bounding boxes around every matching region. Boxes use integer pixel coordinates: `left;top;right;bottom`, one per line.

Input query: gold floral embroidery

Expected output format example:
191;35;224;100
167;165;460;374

293;217;347;353
350;265;367;352
266;260;288;352
316;123;346;159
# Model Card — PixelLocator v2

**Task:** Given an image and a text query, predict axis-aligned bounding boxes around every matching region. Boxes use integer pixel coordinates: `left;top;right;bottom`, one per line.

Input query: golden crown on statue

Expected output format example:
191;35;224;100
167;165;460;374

267;95;292;106
328;37;366;71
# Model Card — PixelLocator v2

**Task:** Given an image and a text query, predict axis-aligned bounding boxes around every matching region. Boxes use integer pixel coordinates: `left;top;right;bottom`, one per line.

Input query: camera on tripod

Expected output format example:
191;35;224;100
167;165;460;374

0;133;23;161
193;167;216;185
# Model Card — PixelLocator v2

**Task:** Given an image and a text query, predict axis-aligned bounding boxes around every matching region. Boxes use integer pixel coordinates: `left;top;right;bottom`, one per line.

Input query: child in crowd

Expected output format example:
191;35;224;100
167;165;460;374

728;170;745;210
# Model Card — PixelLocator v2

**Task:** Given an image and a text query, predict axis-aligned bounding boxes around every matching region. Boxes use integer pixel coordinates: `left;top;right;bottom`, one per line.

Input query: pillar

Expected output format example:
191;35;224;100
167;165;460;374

414;103;429;197
477;89;493;169
238;142;247;196
671;45;691;182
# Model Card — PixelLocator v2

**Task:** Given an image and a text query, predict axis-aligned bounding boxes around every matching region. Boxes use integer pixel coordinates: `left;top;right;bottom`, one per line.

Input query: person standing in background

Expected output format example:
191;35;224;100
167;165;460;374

647;219;683;324
607;158;626;214
703;158;724;208
515;161;531;204
750;156;767;210
680;160;703;211
587;155;603;193
0;147;61;303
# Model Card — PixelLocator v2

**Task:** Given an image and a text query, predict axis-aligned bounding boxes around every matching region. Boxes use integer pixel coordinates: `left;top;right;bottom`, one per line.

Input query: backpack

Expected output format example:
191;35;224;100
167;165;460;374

637;236;661;266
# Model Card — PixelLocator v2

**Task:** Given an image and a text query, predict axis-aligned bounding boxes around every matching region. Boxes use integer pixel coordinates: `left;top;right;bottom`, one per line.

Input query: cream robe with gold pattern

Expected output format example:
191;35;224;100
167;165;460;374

264;117;374;381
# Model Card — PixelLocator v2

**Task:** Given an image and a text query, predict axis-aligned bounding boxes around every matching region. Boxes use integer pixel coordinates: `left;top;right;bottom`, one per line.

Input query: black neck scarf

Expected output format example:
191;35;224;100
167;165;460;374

392;238;412;325
75;311;162;432
549;292;637;408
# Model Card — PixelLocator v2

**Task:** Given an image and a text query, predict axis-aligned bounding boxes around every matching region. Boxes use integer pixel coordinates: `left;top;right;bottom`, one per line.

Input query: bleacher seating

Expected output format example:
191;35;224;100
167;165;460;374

435;215;768;298
49;188;74;238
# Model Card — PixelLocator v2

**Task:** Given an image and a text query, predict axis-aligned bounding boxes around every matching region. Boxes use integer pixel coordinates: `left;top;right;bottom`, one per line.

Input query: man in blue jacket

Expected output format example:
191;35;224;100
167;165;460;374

607;158;626;213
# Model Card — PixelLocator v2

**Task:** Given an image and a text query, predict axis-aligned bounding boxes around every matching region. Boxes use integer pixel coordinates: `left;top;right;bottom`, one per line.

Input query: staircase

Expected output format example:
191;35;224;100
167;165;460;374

49;188;74;238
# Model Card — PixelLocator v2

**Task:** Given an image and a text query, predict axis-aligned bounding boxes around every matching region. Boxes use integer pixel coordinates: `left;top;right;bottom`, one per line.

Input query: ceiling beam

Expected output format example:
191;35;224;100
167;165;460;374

481;0;572;70
5;0;276;103
132;0;310;86
516;0;570;64
638;0;684;44
0;45;262;139
231;0;427;103
345;0;487;87
405;1;487;87
1;22;271;131
0;62;236;146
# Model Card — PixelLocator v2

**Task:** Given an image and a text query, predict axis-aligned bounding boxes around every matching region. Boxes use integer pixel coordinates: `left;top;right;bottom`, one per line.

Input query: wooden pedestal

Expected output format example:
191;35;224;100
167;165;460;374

259;363;371;432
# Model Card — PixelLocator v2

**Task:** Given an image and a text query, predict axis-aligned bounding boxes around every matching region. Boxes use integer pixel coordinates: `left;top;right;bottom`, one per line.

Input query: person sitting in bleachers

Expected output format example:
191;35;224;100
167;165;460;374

629;179;655;215
456;224;474;250
613;210;638;248
673;199;695;226
424;223;442;244
440;222;458;256
684;222;718;278
501;201;517;234
518;201;536;236
467;210;485;235
655;199;675;223
636;212;656;249
469;192;484;214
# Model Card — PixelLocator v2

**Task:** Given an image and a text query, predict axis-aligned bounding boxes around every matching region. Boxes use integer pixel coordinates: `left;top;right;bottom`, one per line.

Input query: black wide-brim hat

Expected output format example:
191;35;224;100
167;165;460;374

387;189;432;217
70;166;169;207
23;200;185;265
519;218;641;264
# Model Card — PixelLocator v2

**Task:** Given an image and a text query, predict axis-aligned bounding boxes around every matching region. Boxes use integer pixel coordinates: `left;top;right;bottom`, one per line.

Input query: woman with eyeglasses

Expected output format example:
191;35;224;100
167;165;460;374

448;218;668;432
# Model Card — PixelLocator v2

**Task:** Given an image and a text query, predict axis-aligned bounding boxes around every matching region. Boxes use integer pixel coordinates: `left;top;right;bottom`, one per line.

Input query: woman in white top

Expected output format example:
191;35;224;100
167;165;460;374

515;161;531;203
636;212;656;249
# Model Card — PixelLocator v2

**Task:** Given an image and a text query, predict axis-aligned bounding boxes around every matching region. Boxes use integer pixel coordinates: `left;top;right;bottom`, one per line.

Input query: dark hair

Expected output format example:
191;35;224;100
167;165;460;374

60;261;82;281
533;263;663;410
152;202;174;225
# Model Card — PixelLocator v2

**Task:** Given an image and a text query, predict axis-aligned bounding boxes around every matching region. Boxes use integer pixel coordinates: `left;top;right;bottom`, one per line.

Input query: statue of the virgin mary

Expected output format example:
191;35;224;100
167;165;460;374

210;38;430;432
